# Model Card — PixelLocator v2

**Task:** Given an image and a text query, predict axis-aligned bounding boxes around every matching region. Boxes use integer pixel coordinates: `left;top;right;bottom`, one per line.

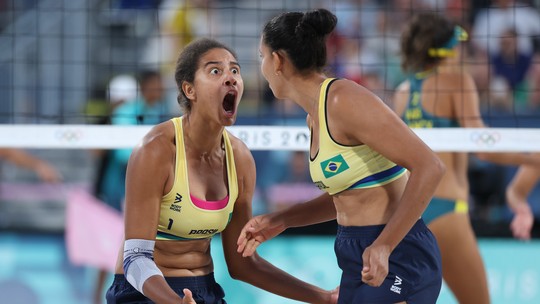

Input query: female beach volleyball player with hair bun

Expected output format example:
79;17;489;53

238;8;445;303
105;38;338;304
394;12;540;304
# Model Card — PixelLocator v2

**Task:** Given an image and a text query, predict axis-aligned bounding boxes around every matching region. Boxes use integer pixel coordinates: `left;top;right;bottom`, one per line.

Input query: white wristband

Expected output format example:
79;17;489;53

123;239;164;295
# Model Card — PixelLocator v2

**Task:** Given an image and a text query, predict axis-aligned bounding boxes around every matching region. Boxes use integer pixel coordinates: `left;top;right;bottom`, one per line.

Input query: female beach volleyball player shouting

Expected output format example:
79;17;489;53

238;8;445;304
106;38;338;304
394;12;540;304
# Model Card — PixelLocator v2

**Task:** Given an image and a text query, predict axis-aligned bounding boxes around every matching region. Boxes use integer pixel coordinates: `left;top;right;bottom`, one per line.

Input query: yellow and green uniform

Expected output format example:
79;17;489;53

157;117;238;240
309;78;406;195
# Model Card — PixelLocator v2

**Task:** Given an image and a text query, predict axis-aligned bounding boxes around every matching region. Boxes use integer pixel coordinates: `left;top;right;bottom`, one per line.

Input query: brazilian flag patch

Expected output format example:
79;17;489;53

320;154;349;178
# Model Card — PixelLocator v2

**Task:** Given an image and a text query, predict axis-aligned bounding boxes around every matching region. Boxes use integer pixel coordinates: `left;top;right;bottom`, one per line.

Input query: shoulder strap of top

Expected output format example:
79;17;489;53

408;69;436;107
409;71;429;94
171;117;187;192
222;130;238;199
171;116;185;161
318;78;339;144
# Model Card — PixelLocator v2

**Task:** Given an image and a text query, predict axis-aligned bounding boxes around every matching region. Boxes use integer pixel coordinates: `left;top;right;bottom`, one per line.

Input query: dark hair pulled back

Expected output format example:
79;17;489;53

263;8;337;73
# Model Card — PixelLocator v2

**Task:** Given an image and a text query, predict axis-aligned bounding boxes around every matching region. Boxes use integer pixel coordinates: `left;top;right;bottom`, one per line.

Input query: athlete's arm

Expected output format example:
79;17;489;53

237;111;335;255
236;193;334;256
392;81;410;117
122;122;183;303
222;139;337;304
506;165;539;240
454;72;540;166
237;193;335;256
0;148;62;182
331;80;445;286
451;71;484;129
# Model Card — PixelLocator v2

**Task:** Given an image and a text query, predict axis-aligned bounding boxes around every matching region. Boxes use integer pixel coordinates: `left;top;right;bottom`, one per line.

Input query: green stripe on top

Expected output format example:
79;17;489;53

349;166;406;189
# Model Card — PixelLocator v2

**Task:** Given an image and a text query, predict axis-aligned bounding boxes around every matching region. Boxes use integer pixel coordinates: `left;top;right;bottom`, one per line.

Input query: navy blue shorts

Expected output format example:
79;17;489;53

105;273;226;304
335;219;442;304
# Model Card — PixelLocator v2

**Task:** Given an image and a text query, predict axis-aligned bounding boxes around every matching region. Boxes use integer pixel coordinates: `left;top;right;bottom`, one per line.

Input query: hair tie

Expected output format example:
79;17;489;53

428;26;468;58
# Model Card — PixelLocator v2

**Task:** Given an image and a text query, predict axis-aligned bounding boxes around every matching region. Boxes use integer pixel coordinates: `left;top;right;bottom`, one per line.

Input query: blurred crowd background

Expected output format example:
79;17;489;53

2;0;539;235
1;0;540;303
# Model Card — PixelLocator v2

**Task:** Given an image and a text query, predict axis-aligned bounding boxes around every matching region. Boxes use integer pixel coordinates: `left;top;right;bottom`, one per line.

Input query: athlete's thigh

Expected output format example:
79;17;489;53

428;213;490;304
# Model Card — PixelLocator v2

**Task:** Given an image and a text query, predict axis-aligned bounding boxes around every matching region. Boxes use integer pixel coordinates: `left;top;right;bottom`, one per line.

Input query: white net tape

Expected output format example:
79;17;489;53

1;125;539;152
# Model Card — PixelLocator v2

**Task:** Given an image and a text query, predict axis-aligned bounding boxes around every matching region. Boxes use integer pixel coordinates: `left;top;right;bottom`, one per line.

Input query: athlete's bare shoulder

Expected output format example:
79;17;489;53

438;68;474;89
329;78;384;109
224;130;256;189
225;131;253;162
132;120;176;163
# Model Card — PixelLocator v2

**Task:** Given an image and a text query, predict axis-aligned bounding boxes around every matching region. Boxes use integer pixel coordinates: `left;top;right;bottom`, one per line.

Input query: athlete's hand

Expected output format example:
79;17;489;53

510;204;534;240
182;288;196;304
328;286;339;304
237;214;286;257
361;243;391;287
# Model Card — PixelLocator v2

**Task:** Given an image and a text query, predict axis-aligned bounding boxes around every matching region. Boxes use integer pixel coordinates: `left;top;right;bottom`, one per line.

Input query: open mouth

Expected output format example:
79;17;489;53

223;91;237;115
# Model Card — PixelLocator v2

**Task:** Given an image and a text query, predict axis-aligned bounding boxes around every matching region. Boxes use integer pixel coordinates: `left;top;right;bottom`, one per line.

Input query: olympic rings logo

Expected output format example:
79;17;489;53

470;131;501;146
55;129;83;142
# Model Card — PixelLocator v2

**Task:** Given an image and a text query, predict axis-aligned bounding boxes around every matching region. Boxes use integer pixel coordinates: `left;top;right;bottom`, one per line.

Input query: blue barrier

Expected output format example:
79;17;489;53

0;234;538;303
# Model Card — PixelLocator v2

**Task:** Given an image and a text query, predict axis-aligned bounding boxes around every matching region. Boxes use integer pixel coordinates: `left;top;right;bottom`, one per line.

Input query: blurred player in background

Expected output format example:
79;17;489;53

394;12;540;304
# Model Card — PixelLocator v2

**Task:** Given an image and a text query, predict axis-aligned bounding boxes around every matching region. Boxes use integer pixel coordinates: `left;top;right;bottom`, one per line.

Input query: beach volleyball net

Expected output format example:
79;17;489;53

1;0;539;235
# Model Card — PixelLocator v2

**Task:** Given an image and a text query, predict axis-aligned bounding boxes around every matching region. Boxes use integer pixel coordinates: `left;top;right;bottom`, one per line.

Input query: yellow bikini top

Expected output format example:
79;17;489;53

156;117;238;240
309;78;406;195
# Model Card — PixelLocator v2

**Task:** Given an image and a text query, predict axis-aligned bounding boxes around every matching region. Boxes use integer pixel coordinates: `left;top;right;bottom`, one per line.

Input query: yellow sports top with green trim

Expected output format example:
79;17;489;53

309;78;406;196
156;116;238;240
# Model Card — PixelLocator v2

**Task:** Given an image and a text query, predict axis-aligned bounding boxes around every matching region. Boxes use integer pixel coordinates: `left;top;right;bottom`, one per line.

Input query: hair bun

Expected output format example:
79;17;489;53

295;8;337;39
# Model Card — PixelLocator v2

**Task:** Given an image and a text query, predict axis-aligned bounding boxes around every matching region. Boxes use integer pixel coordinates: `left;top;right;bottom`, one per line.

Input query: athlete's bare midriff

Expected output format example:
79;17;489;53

114;238;214;277
333;174;408;226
